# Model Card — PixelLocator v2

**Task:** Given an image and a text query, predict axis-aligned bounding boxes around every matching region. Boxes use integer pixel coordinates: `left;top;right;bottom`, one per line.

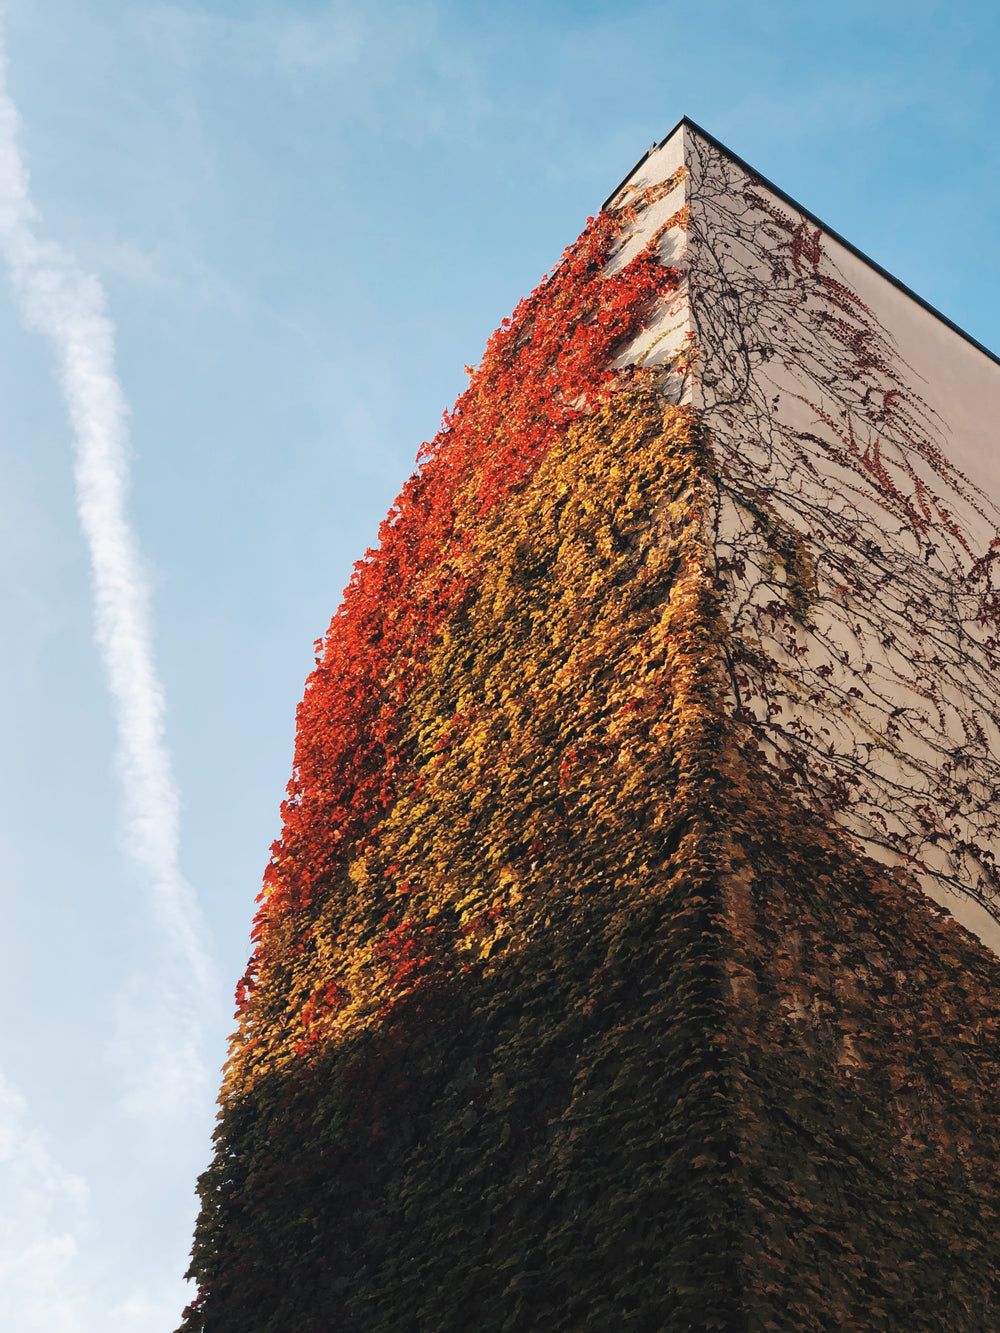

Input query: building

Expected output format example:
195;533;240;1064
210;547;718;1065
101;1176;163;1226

180;121;1000;1332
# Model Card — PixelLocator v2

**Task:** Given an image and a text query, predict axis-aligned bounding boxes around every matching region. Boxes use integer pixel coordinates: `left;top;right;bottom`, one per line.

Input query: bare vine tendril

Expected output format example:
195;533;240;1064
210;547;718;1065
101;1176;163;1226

687;134;1000;918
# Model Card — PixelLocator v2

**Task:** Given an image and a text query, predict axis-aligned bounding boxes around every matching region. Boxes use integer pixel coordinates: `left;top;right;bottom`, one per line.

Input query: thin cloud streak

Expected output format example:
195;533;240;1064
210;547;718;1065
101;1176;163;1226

0;30;213;1113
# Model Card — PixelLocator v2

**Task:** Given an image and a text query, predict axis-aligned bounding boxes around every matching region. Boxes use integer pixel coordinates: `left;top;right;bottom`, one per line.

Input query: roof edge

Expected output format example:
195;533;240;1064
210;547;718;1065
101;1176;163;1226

601;116;1000;371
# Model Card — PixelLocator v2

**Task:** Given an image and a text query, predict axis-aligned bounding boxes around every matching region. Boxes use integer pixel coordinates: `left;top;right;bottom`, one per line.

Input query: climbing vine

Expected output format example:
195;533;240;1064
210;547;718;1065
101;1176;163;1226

686;132;1000;918
179;134;1000;1333
230;203;682;1081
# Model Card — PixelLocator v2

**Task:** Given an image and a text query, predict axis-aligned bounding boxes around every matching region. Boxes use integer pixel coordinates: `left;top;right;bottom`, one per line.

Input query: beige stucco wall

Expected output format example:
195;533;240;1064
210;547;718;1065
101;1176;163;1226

607;122;1000;952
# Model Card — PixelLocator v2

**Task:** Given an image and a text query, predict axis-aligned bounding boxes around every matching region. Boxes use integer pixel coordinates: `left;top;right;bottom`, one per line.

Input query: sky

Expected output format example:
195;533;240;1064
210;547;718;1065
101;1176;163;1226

0;1;998;1328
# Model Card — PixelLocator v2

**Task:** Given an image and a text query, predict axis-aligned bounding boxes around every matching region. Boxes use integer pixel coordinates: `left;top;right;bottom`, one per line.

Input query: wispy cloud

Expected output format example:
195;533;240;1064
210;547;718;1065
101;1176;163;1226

0;1074;88;1333
0;28;213;1116
0;1068;196;1332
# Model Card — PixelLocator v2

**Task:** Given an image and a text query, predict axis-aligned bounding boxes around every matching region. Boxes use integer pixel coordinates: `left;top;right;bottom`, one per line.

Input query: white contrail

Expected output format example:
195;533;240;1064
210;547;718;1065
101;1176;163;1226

0;34;212;1112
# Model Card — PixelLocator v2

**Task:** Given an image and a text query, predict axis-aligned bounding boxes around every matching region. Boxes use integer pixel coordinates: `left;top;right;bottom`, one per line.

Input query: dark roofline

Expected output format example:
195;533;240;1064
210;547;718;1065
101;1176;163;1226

602;115;1000;371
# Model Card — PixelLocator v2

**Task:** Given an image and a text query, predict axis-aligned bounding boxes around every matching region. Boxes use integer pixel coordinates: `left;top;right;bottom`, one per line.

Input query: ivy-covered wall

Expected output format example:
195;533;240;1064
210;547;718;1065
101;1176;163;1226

179;135;1000;1331
680;126;1000;944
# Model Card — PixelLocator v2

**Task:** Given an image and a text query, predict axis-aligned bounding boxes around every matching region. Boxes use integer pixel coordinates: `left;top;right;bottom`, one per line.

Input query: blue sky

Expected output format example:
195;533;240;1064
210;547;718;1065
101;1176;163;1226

0;1;997;1327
